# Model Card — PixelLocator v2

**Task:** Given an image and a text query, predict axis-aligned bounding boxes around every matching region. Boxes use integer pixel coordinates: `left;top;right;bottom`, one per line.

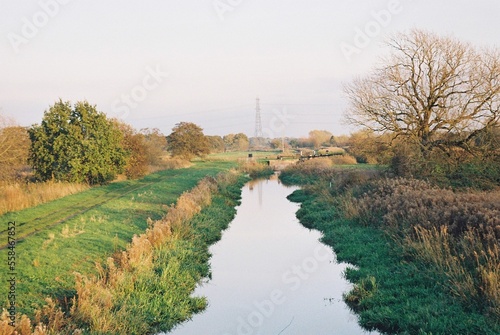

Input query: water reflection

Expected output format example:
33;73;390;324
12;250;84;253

165;178;379;335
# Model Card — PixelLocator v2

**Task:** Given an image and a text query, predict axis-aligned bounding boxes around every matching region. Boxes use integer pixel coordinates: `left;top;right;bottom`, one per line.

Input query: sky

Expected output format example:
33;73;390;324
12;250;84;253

1;0;499;138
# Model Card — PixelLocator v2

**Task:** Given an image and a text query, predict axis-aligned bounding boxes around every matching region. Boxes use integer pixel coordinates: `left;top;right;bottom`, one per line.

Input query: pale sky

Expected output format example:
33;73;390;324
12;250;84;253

1;0;499;137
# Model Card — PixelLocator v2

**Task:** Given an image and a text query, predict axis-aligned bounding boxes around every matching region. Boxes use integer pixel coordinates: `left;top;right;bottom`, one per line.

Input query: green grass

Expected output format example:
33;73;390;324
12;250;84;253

0;161;236;317
284;180;500;334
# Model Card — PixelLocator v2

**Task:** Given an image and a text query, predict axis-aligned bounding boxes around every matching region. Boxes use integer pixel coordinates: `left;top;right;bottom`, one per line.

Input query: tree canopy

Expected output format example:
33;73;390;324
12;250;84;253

223;133;249;151
0;115;30;180
29;100;127;184
167;122;210;159
308;130;333;149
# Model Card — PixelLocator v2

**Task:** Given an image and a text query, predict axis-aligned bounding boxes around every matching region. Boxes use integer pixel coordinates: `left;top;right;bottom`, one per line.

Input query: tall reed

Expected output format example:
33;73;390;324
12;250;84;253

0;181;89;215
355;178;500;317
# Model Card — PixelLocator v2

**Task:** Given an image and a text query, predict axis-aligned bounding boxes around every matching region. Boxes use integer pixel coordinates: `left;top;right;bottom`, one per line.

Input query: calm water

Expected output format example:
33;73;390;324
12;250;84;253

165;176;379;335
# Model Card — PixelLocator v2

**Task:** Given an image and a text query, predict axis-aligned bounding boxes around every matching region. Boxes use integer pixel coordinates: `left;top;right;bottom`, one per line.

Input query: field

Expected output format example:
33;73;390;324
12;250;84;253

0;161;237;317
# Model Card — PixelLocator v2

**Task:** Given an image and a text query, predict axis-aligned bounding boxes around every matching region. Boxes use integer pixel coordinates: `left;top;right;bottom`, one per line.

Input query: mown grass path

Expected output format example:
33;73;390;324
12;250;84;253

0;162;235;316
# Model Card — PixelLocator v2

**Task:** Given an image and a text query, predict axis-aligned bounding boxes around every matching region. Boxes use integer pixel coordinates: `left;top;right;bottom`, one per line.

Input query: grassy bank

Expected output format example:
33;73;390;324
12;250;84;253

69;171;248;334
0;162;236;318
280;163;500;335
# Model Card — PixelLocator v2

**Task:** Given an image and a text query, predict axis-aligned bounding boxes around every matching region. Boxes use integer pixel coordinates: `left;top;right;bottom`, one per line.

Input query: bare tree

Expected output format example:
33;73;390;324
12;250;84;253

344;29;500;155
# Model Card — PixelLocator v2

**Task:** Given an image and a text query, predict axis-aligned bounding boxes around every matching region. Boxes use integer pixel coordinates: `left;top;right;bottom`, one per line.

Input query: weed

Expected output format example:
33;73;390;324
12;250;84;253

344;276;378;311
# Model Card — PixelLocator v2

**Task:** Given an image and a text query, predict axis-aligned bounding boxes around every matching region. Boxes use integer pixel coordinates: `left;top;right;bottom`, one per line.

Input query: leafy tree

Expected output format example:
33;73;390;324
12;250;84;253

223;134;235;150
330;134;350;148
270;138;282;150
223;133;250;151
29;100;127;184
289;137;314;149
140;128;167;166
233;133;249;151
114;121;148;179
167;122;210;159
206;135;225;153
308;130;333;149
0;115;30;180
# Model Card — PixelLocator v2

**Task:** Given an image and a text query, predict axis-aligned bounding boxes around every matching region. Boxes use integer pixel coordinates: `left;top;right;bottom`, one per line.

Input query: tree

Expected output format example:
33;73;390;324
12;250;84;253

270;138;282;150
222;134;235;150
223;133;249;151
308;130;333;149
167;122;210;159
140;128;167;166
29;100;127;184
233;133;249;151
0;115;30;180
346;130;393;164
289;137;314;149
345;29;500;156
206;135;225;153
114;121;148;179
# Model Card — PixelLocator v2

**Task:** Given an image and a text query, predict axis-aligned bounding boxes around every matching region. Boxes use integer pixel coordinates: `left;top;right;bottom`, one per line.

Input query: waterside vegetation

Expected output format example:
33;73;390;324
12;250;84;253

280;161;500;335
0;161;248;334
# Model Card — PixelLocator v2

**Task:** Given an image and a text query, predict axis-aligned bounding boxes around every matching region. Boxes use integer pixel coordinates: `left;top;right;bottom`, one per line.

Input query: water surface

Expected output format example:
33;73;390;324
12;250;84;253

166;176;379;335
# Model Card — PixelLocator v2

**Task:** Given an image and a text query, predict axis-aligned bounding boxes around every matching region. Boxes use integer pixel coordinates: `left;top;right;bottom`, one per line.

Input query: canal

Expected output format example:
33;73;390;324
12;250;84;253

165;175;379;335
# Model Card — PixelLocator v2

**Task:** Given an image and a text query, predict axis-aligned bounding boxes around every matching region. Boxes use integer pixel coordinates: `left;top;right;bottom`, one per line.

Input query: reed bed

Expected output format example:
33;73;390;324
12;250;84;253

280;161;500;332
354;178;500;317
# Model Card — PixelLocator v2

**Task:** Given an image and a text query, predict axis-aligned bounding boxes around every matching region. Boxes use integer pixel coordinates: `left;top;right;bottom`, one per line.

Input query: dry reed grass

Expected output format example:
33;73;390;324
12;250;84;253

238;160;273;178
330;154;358;165
158;157;192;170
0;298;81;335
354;178;500;317
0;181;89;215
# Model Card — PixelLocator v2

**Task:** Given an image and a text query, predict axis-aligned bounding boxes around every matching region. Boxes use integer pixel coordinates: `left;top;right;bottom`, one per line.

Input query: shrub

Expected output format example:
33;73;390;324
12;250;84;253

343;276;378;311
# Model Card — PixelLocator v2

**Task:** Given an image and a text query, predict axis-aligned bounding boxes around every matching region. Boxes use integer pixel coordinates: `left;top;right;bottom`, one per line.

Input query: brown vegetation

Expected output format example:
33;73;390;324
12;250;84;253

0;116;30;181
355;178;500;317
0;181;89;215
